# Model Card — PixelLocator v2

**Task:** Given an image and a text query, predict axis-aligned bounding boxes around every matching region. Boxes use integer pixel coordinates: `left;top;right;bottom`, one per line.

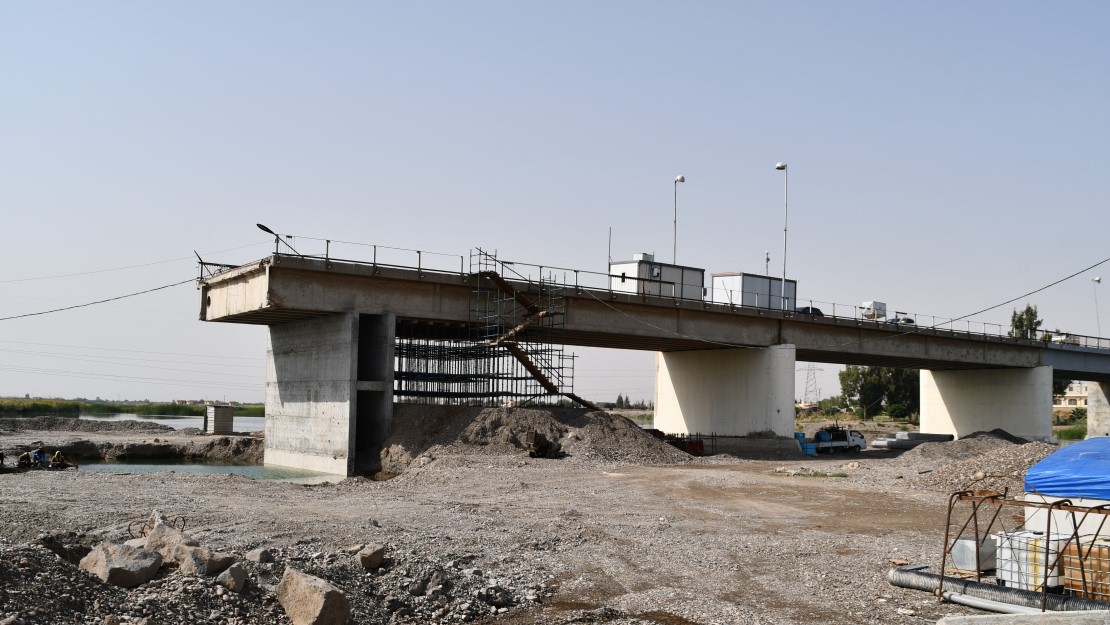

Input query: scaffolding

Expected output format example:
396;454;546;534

392;249;596;409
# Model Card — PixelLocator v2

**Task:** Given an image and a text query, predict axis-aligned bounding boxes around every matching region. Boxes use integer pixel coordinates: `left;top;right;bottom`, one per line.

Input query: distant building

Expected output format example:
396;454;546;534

1054;382;1091;409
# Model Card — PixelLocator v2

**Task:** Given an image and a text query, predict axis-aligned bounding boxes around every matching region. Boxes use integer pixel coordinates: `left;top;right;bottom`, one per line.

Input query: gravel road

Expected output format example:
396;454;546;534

0;410;1062;625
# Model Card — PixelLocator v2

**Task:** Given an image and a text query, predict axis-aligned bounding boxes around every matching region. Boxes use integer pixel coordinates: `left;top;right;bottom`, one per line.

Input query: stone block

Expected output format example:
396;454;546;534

217;563;248;592
276;567;350;625
172;544;235;576
357;544;385;570
79;543;162;588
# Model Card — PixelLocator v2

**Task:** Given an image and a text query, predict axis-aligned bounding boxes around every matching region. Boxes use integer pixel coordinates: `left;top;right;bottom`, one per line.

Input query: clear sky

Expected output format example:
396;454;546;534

1;2;1108;404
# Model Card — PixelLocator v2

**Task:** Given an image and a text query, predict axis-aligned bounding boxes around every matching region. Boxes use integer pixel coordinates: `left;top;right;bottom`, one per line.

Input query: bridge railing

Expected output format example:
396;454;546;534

269;236;467;275
469;257;1109;349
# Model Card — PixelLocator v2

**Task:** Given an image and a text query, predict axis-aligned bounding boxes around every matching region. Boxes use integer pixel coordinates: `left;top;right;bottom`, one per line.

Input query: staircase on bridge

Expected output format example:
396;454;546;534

471;249;597;410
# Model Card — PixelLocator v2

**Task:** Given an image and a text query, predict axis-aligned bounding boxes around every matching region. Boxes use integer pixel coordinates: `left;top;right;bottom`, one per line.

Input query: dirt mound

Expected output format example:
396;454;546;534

380;406;689;473
0;416;174;434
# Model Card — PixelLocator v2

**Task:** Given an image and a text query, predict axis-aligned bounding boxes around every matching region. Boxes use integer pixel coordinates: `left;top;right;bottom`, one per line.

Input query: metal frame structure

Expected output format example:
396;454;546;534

392;248;594;409
941;490;1110;610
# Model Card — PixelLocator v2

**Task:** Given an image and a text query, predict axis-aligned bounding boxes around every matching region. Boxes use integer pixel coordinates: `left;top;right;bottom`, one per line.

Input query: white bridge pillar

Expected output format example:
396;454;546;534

1088;382;1110;439
264;312;394;475
920;367;1053;441
653;345;796;437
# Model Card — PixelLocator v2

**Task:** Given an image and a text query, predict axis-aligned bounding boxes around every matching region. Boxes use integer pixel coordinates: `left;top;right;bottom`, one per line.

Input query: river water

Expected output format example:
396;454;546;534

75;413;339;483
79;413;266;431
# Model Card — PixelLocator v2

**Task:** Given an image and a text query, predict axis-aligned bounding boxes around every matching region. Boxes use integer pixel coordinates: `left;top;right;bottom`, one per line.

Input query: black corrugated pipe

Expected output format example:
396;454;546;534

887;568;1109;612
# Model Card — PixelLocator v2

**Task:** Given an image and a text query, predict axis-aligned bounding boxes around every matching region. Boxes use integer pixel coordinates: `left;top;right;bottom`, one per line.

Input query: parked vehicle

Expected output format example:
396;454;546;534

1051;333;1080;345
795;426;867;455
886;316;915;325
794;306;824;317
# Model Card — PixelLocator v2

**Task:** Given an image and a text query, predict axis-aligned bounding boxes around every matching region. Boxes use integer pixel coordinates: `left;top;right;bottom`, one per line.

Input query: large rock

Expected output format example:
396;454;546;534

217;563;248;592
145;522;198;561
172;544;235;576
245;546;274;563
79;543;162;588
356;544;386;570
276;567;350;625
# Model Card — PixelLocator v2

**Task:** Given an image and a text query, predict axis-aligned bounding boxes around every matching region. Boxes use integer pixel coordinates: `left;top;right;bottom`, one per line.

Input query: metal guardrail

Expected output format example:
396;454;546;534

199;236;1109;350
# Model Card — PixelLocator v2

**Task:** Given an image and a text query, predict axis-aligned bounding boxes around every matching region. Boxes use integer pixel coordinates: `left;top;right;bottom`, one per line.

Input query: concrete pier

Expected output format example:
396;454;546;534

654;345;796;437
264;312;394;474
1088;382;1110;438
920;367;1054;441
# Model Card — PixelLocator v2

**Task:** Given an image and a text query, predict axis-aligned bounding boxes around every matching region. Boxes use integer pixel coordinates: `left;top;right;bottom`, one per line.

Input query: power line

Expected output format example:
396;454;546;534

0;279;195;322
0;339;264;361
0;240;268;284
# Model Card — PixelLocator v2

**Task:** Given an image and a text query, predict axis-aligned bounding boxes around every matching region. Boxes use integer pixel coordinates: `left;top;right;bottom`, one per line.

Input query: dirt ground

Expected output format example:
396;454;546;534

0;410;1059;625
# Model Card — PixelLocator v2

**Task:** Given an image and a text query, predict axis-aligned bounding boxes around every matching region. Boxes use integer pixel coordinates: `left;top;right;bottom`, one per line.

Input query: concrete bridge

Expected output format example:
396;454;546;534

199;253;1110;474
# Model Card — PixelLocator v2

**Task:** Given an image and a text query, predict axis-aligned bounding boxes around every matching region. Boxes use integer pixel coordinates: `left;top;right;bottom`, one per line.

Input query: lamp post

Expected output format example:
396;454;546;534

257;223;302;256
673;175;685;265
1095;276;1103;338
775;162;788;311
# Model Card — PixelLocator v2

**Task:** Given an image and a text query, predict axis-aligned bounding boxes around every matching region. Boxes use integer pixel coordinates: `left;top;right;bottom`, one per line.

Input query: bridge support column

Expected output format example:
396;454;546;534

654;345;796;437
264;311;394;475
1088;382;1110;438
920;367;1053;441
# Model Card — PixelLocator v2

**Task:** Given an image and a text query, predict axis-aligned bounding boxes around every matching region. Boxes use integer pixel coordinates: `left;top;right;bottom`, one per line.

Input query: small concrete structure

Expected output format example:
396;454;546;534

654;345;796;437
920;367;1054;441
205;405;234;435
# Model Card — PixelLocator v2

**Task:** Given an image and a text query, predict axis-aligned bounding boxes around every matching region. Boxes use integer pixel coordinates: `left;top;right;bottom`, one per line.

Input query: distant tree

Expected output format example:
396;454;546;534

840;366;885;420
818;395;847;414
839;365;920;419
1009;304;1043;340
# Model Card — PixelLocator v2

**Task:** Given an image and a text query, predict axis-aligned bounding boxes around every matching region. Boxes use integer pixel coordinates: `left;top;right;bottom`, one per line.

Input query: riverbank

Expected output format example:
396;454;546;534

0;408;1061;624
0;416;264;465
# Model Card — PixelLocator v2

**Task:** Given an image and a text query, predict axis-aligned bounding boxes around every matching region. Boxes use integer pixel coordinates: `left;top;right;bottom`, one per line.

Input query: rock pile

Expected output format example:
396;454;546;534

1;508;551;625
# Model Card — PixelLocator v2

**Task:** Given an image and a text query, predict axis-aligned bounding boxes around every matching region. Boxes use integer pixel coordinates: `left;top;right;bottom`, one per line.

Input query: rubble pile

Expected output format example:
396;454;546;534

899;433;1057;494
0;509;552;625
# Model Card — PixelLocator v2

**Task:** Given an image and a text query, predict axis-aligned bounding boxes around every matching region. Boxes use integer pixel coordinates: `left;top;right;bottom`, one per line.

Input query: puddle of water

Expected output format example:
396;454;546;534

80;460;341;484
79;413;266;432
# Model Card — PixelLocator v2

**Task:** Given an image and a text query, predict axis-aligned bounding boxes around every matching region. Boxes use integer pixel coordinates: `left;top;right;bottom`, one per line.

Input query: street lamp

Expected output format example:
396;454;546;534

257;223;302;256
673;175;685;265
1095;276;1103;338
775;162;788;311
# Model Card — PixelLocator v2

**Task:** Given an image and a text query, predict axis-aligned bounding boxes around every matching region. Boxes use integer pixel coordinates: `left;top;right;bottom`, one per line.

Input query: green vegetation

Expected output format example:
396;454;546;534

0;398;264;418
838;365;920;420
799;471;849;478
1056;424;1087;440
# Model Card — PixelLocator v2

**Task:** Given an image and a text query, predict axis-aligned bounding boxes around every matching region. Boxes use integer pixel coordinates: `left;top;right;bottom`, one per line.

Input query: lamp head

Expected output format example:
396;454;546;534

674;175;685;183
775;162;788;171
1096;277;1103;284
257;223;276;236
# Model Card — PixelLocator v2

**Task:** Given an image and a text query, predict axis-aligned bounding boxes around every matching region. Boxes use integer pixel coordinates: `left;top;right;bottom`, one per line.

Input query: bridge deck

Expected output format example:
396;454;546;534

198;255;1110;381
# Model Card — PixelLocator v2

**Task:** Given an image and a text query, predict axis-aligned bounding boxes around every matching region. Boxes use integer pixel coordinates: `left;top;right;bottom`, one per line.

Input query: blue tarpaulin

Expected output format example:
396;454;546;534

1024;437;1110;500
